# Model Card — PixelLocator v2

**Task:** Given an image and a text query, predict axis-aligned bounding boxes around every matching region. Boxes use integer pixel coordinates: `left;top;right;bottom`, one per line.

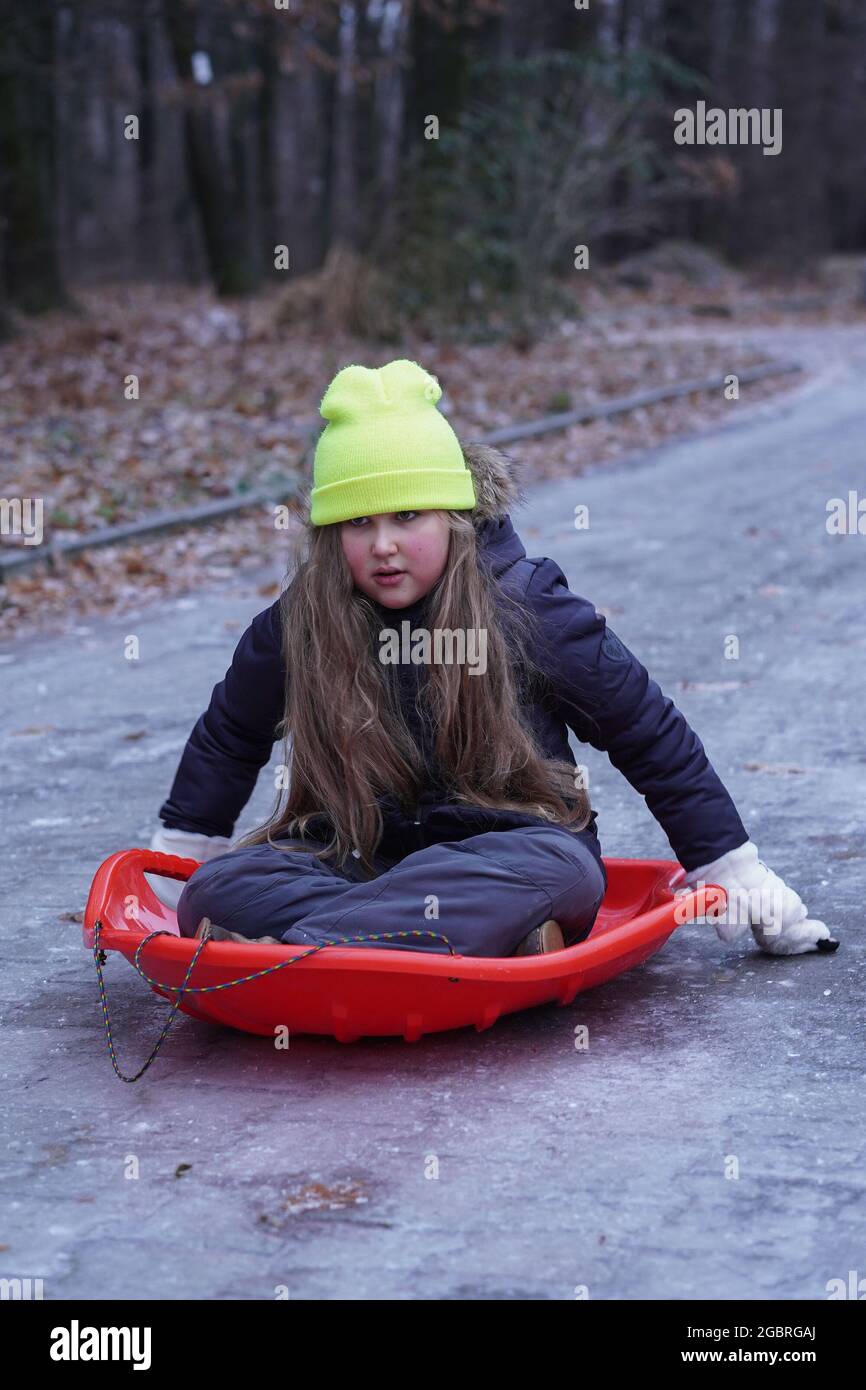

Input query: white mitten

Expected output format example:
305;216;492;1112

145;825;232;911
682;839;837;956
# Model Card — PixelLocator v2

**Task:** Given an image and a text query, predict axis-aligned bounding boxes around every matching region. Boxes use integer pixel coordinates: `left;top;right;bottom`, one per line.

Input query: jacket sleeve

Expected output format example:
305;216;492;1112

157;599;286;838
527;559;749;873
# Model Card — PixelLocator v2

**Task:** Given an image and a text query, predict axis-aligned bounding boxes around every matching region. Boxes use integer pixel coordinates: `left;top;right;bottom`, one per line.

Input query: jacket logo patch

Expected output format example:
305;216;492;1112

601;628;630;663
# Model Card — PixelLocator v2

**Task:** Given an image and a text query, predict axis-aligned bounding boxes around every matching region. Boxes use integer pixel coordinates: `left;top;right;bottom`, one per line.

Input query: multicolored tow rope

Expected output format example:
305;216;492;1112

92;918;459;1083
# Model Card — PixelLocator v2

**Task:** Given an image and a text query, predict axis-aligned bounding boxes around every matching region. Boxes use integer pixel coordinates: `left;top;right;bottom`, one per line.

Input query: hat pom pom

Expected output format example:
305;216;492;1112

319;364;381;423
319;359;441;421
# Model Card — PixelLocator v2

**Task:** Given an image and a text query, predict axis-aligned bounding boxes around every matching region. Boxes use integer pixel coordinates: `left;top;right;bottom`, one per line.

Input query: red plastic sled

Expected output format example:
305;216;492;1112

83;849;722;1043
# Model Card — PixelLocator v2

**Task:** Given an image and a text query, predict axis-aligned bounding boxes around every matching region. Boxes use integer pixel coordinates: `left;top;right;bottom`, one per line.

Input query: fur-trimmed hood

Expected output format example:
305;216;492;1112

461;442;526;524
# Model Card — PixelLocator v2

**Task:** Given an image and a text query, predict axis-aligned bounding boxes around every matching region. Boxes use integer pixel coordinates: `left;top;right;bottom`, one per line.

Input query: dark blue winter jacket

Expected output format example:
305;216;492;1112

158;500;749;875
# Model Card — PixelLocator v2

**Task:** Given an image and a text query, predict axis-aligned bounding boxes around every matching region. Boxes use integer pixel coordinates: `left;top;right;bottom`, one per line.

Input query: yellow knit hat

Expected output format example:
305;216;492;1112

310;359;476;525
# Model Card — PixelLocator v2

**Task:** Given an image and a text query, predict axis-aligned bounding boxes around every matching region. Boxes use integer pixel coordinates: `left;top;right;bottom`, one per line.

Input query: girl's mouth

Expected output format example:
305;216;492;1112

372;567;406;586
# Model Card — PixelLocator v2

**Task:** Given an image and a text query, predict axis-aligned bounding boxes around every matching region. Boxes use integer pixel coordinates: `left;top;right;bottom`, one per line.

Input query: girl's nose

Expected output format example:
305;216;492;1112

371;528;399;554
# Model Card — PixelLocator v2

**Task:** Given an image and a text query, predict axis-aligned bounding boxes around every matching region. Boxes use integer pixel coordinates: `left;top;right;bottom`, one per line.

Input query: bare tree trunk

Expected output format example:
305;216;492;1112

134;2;162;276
404;0;473;153
538;0;601;51
767;0;830;263
329;0;361;249
658;0;713;242
617;0;634;51
823;0;866;251
717;0;765;260
277;24;335;273
255;8;281;277
373;0;410;248
162;0;259;295
0;0;67;312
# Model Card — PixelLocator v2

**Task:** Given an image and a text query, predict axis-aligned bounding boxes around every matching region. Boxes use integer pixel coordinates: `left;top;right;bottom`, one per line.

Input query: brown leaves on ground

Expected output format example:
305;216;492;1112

2;269;852;642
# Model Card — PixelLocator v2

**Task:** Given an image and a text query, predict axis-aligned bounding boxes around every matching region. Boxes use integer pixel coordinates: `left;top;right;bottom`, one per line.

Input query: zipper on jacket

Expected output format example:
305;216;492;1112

412;799;425;852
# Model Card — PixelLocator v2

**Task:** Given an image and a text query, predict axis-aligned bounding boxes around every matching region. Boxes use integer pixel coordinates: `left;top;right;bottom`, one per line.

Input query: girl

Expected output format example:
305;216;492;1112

150;359;835;959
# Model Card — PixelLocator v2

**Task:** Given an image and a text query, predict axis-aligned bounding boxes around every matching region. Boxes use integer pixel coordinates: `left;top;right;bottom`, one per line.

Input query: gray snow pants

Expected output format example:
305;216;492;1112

176;824;608;958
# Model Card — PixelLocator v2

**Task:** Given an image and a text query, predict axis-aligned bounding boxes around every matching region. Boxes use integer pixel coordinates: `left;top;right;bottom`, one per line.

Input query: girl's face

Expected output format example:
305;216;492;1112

340;509;451;608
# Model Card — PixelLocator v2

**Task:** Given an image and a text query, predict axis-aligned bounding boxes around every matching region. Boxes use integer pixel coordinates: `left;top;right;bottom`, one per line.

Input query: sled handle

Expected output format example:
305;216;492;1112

84;849;199;937
139;850;201;880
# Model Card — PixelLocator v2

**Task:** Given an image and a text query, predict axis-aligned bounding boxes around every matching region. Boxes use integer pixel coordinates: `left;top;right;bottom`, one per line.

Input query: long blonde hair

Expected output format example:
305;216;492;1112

238;507;593;876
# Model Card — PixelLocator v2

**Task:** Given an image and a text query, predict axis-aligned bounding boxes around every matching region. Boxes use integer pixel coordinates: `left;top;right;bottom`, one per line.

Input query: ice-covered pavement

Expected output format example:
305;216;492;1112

2;330;863;1299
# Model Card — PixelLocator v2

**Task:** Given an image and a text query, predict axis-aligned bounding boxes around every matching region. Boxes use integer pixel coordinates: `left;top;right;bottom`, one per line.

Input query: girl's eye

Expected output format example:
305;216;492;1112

347;511;417;526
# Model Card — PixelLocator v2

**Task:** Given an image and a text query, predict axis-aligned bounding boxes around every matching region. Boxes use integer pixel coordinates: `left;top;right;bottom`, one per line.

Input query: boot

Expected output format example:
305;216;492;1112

194;916;282;945
512;918;565;957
